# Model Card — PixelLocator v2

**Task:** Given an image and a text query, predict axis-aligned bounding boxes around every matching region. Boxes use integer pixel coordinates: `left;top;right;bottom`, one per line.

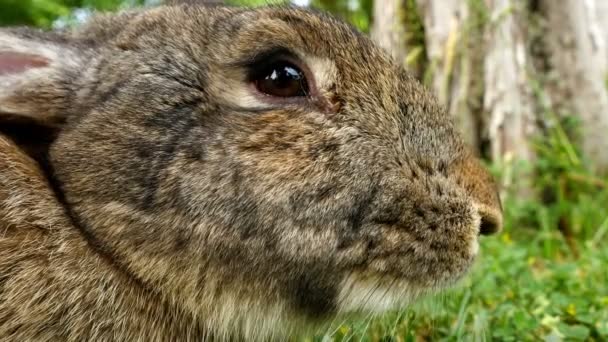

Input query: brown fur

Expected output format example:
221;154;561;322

0;4;502;340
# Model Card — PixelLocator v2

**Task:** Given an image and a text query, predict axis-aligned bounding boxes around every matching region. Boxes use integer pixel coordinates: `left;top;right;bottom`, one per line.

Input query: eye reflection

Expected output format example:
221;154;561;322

253;62;308;98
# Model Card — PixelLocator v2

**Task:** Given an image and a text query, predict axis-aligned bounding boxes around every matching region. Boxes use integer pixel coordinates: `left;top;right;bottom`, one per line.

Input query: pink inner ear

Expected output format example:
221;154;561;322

0;52;49;75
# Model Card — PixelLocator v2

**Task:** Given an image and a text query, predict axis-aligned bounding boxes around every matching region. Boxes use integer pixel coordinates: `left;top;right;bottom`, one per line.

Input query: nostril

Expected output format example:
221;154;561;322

448;154;503;235
479;217;499;235
477;205;502;236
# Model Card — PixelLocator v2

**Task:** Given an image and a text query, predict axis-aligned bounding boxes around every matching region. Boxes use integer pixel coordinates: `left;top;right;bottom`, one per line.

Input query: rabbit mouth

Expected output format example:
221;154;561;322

336;247;477;314
333;203;481;314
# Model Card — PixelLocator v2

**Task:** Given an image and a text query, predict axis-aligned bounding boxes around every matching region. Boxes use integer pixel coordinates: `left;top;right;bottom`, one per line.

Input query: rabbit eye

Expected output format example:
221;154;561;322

253;62;309;98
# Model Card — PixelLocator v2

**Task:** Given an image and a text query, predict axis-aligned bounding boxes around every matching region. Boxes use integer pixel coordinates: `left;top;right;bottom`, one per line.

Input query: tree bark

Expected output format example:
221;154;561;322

371;0;407;65
416;0;482;151
482;0;537;196
594;0;608;75
483;1;536;167
416;0;463;104
540;0;608;173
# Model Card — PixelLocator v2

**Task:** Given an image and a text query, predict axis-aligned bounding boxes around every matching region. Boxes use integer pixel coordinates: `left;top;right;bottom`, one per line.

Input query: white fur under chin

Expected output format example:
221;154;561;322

337;275;420;314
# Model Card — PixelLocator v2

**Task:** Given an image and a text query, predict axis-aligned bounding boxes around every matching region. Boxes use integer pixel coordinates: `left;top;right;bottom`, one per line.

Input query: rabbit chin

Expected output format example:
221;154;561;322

336;237;480;314
336;274;424;314
335;272;464;314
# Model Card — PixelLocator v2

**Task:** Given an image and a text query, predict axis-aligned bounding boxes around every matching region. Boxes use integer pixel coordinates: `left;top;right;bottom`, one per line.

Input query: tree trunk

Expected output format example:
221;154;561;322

483;1;536;170
594;0;608;74
416;0;482;151
541;0;608;173
482;0;538;196
416;0;463;104
371;0;407;65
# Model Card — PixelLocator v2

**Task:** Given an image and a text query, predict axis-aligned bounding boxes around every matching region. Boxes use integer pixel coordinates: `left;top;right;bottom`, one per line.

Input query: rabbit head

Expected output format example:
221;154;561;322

0;4;502;337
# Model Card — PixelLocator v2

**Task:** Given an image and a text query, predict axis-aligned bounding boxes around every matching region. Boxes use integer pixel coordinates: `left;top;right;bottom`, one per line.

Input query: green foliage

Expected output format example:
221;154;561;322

0;0;147;28
467;0;490;30
313;0;372;33
1;0;372;32
0;0;70;27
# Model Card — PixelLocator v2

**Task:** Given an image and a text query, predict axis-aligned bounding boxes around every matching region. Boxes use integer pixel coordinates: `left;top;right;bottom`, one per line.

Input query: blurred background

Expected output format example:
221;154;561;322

1;0;606;340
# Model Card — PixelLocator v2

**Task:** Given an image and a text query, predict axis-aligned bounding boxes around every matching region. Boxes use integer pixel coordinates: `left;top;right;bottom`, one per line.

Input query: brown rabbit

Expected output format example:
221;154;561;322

0;3;502;341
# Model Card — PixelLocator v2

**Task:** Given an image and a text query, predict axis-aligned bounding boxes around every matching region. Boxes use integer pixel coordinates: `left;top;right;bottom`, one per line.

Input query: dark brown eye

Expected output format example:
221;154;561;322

253;62;308;98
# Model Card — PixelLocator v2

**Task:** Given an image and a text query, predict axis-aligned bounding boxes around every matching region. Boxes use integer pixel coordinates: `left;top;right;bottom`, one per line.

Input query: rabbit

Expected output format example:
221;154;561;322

0;3;503;341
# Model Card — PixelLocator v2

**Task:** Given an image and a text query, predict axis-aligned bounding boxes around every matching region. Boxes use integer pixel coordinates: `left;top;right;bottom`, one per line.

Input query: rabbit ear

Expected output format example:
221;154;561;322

1;29;88;159
0;28;86;128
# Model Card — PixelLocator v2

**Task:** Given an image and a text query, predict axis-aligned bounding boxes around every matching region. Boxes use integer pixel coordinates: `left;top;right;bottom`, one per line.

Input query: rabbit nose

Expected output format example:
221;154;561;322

477;203;502;235
448;153;503;235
